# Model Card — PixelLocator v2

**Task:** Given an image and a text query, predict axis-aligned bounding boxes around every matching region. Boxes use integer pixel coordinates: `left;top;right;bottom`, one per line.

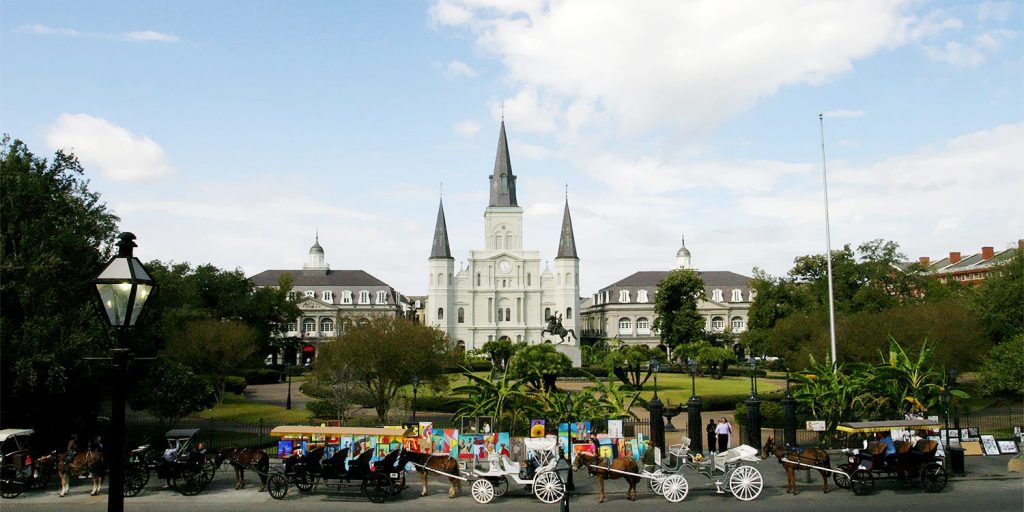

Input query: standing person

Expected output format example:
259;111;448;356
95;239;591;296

715;419;730;454
706;419;717;455
724;417;734;449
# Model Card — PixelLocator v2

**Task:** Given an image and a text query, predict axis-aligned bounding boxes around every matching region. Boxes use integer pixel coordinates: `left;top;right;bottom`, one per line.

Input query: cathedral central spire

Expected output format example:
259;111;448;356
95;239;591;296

489;120;518;207
430;199;453;259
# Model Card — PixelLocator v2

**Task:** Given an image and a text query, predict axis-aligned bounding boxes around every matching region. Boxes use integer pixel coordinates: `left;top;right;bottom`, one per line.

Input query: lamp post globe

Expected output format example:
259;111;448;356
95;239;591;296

92;232;156;512
687;358;698;396
747;357;759;396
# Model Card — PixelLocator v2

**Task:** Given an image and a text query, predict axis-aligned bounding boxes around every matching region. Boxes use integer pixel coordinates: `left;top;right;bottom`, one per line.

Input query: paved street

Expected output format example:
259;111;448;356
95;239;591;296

5;455;1021;512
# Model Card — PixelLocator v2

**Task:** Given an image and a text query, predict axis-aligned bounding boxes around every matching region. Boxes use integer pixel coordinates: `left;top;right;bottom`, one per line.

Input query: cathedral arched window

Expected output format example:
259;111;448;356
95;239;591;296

636;317;651;335
495;235;501;249
504;308;511;322
457;307;465;323
527;273;532;286
731;316;745;332
505;234;512;249
437;307;444;320
566;273;573;285
544;307;551;320
500;173;508;194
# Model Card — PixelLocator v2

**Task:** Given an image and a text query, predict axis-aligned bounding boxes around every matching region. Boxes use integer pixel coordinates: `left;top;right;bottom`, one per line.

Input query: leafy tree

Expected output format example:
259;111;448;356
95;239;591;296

653;269;706;349
507;344;572;392
873;337;944;416
165;319;258;404
0;136;119;438
128;358;213;429
307;344;364;421
590;377;645;420
606;344;660;389
480;338;522;372
696;346;735;379
242;273;302;359
318;316;455;421
977;334;1024;397
580;338;612;367
453;369;534;434
971;248;1024;344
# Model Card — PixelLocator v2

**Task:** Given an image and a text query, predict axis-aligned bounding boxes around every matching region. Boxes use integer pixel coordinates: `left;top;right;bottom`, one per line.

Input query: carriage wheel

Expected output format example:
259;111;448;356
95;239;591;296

493;476;508;497
123;463;149;497
199;459;216;486
28;466;51;490
919;463;947;493
173;466;204;496
471;479;496;504
532;471;565;504
661;475;688;503
293;470;315;492
851;469;874;496
833;468;851;489
0;465;25;499
647;470;666;495
727;465;763;501
387;472;406;496
267;474;289;499
362;473;391;503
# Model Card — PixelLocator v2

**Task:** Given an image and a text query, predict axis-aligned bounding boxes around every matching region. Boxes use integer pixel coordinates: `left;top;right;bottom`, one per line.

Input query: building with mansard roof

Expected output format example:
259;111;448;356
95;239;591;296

249;237;412;365
427;121;581;363
580;236;754;352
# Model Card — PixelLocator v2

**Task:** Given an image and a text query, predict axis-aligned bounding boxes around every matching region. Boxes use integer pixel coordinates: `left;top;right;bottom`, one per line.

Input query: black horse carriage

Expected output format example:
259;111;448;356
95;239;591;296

124;428;216;496
0;429;53;498
266;426;410;503
833;419;948;495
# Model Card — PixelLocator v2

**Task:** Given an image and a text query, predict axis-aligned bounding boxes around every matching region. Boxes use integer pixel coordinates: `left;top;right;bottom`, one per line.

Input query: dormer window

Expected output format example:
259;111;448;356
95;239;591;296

637;290;649;303
376;291;387;304
731;289;742;302
323;291;333;302
712;289;723;302
287;291;297;301
341;290;353;304
619;290;630;303
304;290;315;298
358;291;370;304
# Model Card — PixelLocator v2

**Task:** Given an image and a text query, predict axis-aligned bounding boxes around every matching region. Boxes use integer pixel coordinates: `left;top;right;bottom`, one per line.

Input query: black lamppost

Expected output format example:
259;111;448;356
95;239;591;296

686;358;703;453
563;393;575;492
650;358;661;398
781;368;797;447
411;375;420;423
948;368;959;431
648;358;665;453
93;233;156;512
286;360;293;410
745;357;762;449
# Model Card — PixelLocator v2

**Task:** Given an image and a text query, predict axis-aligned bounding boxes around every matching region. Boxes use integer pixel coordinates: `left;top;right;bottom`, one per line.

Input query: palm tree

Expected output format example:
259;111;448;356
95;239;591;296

452;366;535;434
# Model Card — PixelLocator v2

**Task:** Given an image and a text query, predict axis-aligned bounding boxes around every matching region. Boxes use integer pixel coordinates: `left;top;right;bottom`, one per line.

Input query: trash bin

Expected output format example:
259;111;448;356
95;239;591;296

947;446;965;475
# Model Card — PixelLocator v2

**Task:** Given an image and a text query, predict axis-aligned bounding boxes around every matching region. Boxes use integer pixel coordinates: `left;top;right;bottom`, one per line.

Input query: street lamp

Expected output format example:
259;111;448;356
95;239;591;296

411;375;420;423
686;358;703;453
650;358;661;399
747;357;759;396
948;368;959;430
93;232;156;512
563;393;575;492
745;357;761;449
688;358;698;398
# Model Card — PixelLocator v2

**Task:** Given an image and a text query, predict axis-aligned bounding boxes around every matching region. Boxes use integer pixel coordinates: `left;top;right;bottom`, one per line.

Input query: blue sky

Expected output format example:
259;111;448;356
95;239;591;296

2;0;1021;295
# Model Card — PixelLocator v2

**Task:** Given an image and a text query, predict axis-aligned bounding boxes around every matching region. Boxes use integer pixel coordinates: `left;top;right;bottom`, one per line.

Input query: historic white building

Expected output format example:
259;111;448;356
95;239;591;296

580;236;754;351
427;121;581;357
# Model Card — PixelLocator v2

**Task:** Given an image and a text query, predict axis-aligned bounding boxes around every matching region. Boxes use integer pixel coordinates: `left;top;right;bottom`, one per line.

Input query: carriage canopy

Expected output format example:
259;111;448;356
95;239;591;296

269;426;411;438
836;419;941;433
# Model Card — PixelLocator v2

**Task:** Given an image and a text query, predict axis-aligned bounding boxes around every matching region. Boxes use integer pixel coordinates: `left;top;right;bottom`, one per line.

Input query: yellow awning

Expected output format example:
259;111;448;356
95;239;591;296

836;419;941;433
269;425;411;438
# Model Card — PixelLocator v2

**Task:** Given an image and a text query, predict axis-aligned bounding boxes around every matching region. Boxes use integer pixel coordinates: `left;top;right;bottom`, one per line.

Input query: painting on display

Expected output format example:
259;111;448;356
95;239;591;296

570;421;591;441
927;436;945;457
458;432;509;460
558;423;570;459
598;438;614;459
277;440;294;458
462;417;477;434
997;440;1019;454
432;429;458;458
607;420;623;439
1014;426;1022;442
980;435;1000;456
960;440;983;456
530;420;546;438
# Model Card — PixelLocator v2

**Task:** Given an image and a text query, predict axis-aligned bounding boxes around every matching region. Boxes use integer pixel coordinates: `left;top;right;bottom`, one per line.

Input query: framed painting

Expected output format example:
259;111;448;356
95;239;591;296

980;435;1000;456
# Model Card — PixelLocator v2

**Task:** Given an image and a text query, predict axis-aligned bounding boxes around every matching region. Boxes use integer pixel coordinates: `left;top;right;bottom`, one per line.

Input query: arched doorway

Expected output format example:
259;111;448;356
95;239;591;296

301;344;316;366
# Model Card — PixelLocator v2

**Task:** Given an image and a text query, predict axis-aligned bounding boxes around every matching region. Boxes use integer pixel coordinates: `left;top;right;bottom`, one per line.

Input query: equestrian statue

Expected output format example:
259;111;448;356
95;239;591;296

541;313;576;344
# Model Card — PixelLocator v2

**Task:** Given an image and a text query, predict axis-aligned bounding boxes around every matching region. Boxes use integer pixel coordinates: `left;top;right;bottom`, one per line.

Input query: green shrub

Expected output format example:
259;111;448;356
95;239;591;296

306;399;336;419
733;400;784;427
412;394;461;413
237;368;283;385
224;376;248;395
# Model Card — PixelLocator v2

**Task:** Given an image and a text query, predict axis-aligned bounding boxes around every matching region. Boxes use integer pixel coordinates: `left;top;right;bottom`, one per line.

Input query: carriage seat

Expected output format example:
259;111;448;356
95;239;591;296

669;436;690;462
322;448;350;471
348;450;373;472
500;455;520;475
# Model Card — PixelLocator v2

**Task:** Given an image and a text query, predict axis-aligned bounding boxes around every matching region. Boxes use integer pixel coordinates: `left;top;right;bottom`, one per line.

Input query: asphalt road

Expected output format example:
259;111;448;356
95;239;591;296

5;463;1022;512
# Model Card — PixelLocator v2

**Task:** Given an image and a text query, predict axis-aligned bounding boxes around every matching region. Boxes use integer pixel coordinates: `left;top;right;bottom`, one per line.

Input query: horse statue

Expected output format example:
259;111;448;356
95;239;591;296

572;451;639;503
57;449;105;497
760;437;831;495
541;314;576;344
403;451;461;498
215;447;269;491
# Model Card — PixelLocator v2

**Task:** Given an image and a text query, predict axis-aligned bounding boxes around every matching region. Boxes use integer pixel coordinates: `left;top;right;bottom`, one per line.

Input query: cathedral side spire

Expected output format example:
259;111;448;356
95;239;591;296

489;120;518;207
430;199;453;259
556;199;578;259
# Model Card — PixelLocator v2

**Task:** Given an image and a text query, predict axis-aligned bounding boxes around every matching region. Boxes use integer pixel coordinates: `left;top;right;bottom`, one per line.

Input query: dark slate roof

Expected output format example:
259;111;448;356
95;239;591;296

430;199;453;259
605;270;751;289
556;200;578;259
488;121;518;207
249;269;391;287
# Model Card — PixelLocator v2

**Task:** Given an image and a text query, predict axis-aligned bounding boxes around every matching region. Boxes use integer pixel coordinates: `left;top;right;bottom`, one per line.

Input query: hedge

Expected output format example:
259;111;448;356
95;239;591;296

236;368;283;385
224;376;248;395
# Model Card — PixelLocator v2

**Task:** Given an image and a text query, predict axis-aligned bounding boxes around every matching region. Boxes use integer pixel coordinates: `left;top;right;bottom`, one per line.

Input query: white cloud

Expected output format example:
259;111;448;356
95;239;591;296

454;119;482;136
47;114;174;181
16;24;180;43
433;0;915;136
923;41;985;66
447;59;478;77
823;109;865;118
974;29;1017;50
978;1;1013;22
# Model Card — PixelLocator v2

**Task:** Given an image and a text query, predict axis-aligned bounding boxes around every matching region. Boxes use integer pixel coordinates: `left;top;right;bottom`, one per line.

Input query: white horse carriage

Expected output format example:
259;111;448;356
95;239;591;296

644;437;764;502
468;436;566;504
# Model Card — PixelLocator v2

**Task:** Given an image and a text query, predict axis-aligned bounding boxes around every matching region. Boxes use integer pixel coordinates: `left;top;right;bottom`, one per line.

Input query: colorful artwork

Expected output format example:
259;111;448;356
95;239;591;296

442;429;459;458
277;440;294;458
457;432;510;460
599;444;613;459
608;420;623;439
530;419;546;438
570;421;591;441
558;423;569;459
462;417;477;434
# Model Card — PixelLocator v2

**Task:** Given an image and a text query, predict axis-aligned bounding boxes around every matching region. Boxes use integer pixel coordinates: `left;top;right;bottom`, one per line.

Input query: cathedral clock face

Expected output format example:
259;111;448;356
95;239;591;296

498;260;512;274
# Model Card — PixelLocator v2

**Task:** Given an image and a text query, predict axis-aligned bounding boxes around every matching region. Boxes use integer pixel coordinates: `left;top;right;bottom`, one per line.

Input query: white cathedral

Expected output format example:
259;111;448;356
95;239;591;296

426;121;581;363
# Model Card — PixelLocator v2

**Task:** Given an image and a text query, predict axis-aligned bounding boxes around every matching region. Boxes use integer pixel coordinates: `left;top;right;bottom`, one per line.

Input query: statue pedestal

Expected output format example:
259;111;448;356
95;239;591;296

554;344;582;367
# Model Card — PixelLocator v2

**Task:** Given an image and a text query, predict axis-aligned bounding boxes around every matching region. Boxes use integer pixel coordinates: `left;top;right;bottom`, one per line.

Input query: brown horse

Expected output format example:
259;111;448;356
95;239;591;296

572;452;639;503
760;437;831;495
57;450;105;497
215;448;269;491
403;451;462;498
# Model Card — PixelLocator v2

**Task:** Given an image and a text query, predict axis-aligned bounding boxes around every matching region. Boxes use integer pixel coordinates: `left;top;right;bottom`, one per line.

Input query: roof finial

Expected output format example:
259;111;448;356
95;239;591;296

440;181;443;199
500;101;505;121
681;232;685;246
315;228;319;244
565;183;568;201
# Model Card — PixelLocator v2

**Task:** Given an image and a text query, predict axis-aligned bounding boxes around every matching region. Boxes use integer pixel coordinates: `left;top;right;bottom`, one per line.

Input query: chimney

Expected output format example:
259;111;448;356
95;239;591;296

1019;239;1023;250
981;247;994;260
918;256;930;266
949;252;961;264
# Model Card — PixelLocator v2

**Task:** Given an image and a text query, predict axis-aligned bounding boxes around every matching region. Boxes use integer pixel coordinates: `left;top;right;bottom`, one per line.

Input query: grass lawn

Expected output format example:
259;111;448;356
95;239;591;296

194;392;314;425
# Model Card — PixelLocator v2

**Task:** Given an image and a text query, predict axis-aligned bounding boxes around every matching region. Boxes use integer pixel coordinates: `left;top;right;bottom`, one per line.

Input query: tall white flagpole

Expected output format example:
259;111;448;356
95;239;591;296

819;113;838;372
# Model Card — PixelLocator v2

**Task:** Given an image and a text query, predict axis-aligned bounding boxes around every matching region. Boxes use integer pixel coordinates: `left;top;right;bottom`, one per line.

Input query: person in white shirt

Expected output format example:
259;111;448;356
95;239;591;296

715;419;731;453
